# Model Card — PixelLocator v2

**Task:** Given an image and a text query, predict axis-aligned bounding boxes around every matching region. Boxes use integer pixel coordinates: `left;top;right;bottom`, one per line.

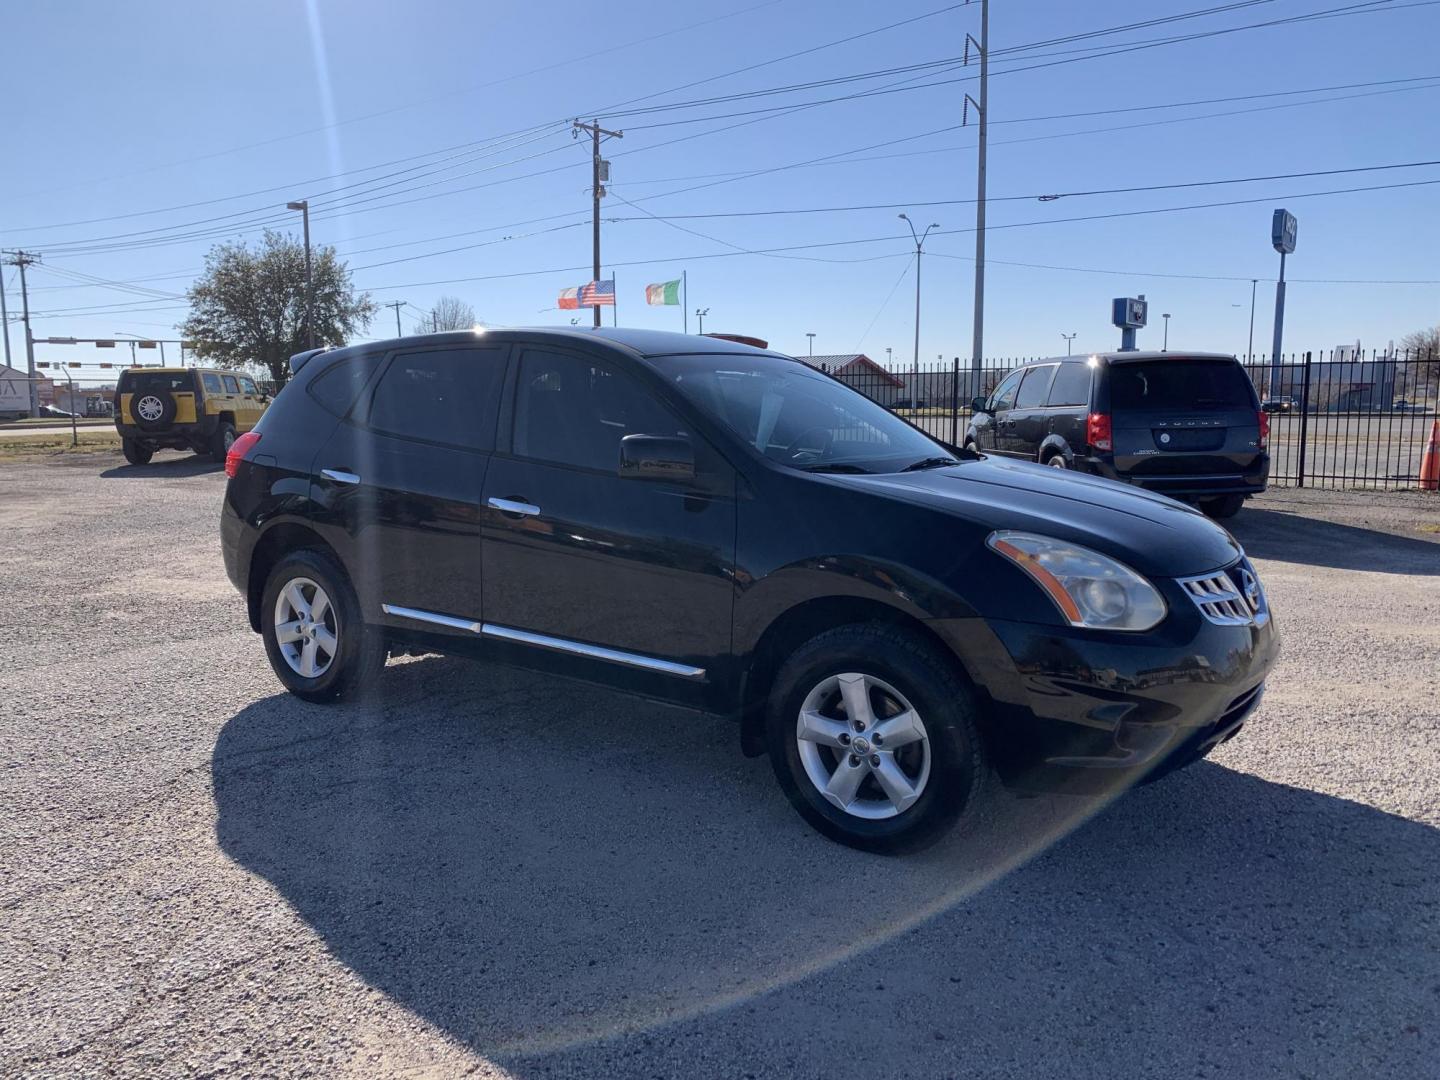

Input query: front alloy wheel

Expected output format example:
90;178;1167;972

766;624;986;853
796;672;931;820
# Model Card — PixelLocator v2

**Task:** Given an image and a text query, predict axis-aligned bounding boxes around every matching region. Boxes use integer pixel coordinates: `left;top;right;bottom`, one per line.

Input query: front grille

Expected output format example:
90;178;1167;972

1179;558;1268;626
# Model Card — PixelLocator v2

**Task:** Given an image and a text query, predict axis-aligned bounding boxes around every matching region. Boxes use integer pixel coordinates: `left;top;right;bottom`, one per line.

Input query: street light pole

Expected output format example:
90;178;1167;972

899;214;939;391
286;200;314;349
1162;313;1171;351
696;308;709;334
806;332;815;357
1062;332;1077;356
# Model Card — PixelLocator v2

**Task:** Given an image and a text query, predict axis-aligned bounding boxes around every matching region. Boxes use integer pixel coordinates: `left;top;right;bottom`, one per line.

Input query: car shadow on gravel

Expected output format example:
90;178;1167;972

99;454;221;479
1230;506;1440;575
213;656;1440;1078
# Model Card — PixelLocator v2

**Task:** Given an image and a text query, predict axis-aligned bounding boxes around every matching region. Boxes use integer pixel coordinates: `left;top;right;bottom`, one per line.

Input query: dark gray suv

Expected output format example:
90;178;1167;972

966;351;1269;519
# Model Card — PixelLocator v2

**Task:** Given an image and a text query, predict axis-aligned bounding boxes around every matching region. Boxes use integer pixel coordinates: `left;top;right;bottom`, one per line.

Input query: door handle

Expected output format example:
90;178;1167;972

320;468;361;486
487;496;541;517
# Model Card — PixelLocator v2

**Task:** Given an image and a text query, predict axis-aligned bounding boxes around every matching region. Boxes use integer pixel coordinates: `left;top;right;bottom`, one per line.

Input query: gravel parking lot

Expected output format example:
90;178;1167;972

2;450;1438;1079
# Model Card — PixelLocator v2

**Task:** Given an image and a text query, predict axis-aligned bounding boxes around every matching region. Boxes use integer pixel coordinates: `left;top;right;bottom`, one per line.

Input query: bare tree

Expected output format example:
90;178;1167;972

1399;324;1438;358
412;296;477;333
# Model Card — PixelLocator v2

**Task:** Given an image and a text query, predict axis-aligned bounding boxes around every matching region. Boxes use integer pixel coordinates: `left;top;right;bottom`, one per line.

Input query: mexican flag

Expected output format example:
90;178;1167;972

645;279;682;306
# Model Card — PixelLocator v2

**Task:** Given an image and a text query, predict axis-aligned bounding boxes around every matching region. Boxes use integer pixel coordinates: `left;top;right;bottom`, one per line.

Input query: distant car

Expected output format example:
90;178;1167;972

1392;399;1424;411
40;404;76;418
1263;395;1297;413
114;366;269;465
966;351;1269;520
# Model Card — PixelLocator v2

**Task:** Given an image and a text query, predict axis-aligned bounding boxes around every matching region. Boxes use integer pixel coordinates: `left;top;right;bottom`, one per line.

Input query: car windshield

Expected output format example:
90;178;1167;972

660;353;948;474
1109;359;1254;412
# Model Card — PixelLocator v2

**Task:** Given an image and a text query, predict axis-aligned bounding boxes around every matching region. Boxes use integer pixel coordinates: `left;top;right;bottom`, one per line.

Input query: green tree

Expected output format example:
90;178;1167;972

181;230;376;385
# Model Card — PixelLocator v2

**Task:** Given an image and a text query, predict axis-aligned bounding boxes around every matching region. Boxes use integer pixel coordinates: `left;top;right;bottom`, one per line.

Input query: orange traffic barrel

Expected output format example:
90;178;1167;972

1421;418;1440;491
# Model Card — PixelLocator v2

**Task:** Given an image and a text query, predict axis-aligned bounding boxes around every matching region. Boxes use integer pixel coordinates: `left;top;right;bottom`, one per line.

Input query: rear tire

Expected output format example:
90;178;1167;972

765;623;987;853
1043;449;1068;469
260;549;385;704
1200;494;1245;519
121;438;153;466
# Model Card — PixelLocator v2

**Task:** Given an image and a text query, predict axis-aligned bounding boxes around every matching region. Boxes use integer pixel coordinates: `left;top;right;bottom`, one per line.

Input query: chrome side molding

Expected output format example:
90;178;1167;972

480;623;706;680
378;603;705;680
381;604;482;634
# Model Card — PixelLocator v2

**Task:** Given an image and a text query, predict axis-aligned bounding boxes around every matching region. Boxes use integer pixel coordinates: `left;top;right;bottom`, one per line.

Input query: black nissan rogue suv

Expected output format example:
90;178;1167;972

221;328;1278;852
966;351;1269;519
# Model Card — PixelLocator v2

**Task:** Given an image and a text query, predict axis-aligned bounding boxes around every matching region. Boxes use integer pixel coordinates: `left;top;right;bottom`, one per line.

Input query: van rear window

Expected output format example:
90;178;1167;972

1109;360;1253;412
118;371;195;394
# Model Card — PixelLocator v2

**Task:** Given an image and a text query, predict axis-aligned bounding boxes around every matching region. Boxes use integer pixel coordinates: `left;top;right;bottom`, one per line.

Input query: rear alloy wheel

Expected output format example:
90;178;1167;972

1200;494;1245;519
121;438;153;466
261;550;385;703
766;623;986;853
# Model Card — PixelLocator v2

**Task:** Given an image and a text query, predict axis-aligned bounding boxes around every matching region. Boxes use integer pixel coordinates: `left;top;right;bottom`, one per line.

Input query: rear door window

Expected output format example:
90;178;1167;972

201;373;223;394
365;346;507;451
1109;360;1254;412
1047;363;1091;407
1014;365;1057;409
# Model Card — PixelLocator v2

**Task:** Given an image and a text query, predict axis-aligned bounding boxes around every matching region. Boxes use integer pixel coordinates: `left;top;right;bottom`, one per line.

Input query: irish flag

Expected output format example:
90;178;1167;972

645;279;682;306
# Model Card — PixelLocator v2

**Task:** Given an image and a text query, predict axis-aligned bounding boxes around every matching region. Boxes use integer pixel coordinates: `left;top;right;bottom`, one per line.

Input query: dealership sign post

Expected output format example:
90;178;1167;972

1269;209;1298;397
1112;294;1148;351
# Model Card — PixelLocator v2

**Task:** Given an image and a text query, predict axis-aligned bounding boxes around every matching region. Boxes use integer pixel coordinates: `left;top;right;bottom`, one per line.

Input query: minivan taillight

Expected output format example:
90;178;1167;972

1257;409;1270;449
1086;412;1112;452
225;431;262;477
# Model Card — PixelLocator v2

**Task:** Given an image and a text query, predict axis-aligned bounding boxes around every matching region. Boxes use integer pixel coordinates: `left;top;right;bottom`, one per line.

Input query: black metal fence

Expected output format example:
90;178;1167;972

820;349;1440;491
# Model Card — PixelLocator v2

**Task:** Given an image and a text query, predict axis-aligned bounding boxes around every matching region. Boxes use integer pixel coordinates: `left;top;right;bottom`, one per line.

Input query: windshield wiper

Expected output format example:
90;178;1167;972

800;462;871;474
900;456;958;472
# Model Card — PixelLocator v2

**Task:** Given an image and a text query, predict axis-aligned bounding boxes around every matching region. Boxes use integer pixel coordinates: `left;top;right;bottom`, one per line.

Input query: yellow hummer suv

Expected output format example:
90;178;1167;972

114;366;269;465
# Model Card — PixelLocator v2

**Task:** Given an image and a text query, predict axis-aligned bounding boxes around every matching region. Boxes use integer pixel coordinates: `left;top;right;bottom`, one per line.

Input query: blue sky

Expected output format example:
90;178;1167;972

3;0;1438;380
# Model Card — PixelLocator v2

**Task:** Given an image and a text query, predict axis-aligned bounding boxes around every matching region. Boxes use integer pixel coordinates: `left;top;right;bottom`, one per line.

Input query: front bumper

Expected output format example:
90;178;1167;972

929;591;1279;795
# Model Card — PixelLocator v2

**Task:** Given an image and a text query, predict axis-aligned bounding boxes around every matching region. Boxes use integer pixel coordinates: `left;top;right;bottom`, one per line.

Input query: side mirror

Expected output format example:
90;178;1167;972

620;434;695;482
970;395;989;413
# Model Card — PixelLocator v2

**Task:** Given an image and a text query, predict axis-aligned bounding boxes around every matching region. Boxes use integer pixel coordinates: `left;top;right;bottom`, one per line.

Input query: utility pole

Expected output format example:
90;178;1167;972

899;214;939;392
384;300;405;337
1246;279;1258;362
964;0;989;388
4;251;40;417
286;200;314;349
0;261;12;374
573;120;623;328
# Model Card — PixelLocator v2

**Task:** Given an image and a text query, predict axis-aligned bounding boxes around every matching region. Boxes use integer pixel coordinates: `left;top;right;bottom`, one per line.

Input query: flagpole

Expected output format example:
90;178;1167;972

683;271;688;334
612;275;617;327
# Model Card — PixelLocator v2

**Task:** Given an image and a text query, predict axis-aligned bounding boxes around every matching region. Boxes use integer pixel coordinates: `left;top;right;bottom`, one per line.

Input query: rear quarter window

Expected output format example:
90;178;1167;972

202;373;223;394
1109;360;1254;412
1047;363;1092;407
307;354;384;418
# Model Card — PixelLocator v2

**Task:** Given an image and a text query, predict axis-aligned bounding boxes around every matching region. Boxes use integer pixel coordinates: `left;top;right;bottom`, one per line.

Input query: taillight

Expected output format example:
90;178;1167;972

225;431;262;477
1086;412;1112;452
1257;409;1270;449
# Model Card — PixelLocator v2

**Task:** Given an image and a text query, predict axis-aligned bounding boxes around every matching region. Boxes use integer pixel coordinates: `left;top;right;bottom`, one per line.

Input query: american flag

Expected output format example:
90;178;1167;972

579;279;615;307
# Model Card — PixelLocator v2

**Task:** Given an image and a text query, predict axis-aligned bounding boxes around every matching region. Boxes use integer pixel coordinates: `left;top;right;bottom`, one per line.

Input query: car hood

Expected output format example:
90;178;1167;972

835;455;1242;577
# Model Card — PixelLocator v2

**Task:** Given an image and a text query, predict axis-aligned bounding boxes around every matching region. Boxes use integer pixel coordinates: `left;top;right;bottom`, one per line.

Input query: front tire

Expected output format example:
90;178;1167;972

765;624;986;853
122;438;153;466
208;421;236;460
1200;494;1245;519
260;549;385;703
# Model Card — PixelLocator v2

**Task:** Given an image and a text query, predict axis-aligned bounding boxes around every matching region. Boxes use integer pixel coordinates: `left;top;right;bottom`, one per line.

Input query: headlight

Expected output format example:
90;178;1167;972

986;530;1167;631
